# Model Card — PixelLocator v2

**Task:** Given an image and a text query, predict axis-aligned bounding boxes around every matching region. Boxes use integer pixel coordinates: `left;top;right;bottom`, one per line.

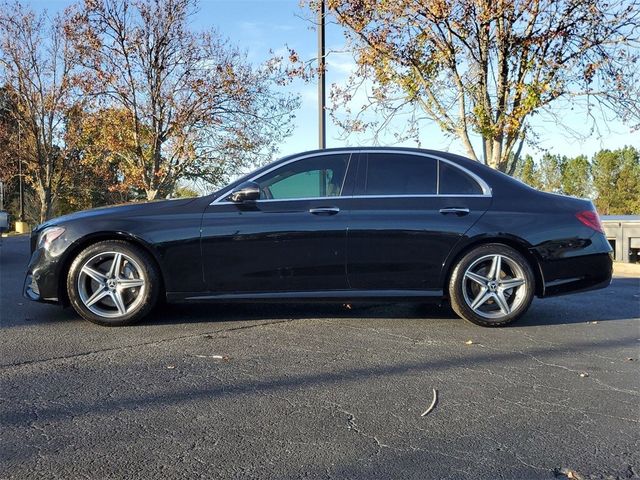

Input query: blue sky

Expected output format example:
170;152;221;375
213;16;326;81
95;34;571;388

27;0;640;162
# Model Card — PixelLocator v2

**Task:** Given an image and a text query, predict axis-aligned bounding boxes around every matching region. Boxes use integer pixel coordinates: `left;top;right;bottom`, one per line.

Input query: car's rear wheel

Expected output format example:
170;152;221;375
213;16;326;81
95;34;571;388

449;244;534;327
67;240;160;326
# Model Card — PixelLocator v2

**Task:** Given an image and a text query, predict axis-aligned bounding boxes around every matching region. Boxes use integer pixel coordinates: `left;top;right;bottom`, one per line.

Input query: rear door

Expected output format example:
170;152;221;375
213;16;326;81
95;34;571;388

346;151;492;292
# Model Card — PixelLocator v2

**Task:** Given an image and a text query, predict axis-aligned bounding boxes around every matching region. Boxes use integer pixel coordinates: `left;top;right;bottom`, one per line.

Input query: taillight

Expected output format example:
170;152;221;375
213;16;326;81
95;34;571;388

576;210;604;233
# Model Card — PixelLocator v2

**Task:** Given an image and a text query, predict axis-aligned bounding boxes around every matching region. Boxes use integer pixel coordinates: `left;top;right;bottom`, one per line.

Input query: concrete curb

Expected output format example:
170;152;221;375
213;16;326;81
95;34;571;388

613;261;640;278
1;232;29;238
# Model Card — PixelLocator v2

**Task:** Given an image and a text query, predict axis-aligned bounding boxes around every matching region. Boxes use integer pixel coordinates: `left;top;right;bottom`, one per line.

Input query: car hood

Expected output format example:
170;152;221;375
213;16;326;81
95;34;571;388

34;198;198;233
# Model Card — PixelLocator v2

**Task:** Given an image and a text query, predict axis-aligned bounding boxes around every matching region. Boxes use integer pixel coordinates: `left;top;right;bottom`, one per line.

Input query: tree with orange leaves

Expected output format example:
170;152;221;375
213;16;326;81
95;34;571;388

317;0;640;173
68;0;299;200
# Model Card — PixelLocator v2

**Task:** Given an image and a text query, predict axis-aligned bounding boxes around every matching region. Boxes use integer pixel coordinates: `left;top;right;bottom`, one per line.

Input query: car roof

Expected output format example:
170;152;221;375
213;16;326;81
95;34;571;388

289;146;473;159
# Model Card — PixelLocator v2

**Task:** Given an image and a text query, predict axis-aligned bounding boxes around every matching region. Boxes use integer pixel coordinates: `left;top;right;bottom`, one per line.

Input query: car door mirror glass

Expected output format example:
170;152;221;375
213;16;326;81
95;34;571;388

229;182;260;203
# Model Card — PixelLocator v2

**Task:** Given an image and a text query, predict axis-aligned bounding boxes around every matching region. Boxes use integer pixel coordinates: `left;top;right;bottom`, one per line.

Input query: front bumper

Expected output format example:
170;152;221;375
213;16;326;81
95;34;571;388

23;246;63;304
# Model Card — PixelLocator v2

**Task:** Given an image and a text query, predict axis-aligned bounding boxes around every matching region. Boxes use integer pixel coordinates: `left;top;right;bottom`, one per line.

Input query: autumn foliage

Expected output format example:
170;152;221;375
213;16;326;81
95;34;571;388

318;0;639;173
0;0;299;222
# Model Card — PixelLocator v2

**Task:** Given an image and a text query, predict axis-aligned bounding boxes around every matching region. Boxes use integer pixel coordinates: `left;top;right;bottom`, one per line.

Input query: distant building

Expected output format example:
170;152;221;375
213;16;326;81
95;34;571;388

602;216;640;263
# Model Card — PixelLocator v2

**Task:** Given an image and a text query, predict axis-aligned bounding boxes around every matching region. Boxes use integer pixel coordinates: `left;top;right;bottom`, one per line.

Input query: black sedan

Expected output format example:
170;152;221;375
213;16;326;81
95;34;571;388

24;148;613;327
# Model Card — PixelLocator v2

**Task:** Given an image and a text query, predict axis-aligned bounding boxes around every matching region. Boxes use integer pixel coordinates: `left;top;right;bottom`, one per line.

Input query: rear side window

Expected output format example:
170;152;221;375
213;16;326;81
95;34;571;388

362;154;437;195
439;161;483;195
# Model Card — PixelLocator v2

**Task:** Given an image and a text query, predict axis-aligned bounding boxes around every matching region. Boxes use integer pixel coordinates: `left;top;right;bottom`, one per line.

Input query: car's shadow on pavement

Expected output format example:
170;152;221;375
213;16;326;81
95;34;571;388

144;276;638;328
149;301;460;326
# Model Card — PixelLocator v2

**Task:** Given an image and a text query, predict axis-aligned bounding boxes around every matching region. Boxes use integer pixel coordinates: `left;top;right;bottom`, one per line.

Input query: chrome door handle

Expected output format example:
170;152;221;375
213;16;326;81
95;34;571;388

439;207;470;216
309;207;340;215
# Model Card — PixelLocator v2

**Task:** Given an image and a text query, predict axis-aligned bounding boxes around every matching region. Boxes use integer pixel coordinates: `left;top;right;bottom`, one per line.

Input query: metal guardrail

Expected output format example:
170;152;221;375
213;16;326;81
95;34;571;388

602;215;640;263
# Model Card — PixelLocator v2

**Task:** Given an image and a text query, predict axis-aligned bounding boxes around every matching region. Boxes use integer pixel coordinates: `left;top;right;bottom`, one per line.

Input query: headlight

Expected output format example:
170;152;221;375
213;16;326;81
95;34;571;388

37;226;66;250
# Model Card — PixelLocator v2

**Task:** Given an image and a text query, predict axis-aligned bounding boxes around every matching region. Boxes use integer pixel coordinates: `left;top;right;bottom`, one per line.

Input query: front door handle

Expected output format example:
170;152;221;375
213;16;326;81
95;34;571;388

309;207;340;216
439;207;470;216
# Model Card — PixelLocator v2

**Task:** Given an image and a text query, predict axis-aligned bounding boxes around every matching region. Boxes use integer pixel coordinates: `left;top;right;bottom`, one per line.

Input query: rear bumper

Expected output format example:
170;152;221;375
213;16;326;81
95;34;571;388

539;252;613;297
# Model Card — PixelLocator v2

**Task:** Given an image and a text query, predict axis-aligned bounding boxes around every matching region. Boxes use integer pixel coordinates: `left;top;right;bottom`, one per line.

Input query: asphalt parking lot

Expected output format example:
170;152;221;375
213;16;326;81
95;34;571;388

1;235;639;480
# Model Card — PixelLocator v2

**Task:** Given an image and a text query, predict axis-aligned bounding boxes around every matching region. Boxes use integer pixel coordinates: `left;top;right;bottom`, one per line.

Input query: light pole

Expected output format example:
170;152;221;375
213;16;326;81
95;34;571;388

317;0;326;149
17;119;24;221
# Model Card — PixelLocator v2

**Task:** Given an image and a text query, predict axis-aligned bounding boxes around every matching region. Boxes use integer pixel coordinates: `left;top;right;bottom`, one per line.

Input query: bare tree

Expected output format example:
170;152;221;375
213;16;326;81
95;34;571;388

69;0;299;200
317;0;640;172
0;3;82;222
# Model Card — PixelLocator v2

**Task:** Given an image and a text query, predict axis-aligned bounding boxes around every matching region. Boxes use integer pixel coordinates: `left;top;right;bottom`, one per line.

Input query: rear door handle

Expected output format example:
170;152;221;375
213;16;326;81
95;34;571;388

439;207;470;216
309;207;340;216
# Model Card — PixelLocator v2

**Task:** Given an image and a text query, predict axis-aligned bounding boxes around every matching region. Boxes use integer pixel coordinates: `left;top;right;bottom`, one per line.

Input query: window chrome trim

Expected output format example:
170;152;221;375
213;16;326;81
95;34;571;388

213;193;490;205
210;149;492;205
352;194;489;199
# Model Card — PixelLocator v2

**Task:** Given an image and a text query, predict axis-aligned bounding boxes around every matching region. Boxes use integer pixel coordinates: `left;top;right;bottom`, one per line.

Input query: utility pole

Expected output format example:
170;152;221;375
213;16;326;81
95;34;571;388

317;0;326;149
18;119;24;221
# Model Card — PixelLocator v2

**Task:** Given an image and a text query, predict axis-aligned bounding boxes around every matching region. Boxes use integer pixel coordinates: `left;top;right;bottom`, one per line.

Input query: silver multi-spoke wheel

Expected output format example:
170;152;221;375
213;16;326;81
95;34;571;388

449;244;534;327
77;251;147;319
461;253;527;319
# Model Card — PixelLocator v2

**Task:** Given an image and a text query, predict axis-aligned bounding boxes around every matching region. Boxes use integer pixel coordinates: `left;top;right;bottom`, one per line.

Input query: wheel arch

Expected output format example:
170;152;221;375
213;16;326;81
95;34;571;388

442;235;544;298
57;232;165;305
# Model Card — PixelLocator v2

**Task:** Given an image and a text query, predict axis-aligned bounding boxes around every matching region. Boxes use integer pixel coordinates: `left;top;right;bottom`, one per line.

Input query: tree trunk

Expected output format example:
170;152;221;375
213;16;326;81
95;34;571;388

146;189;158;201
37;185;52;223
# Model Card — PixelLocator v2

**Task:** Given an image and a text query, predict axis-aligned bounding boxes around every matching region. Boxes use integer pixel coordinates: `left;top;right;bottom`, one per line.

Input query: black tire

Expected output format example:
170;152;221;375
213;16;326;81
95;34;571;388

66;240;161;326
448;243;535;327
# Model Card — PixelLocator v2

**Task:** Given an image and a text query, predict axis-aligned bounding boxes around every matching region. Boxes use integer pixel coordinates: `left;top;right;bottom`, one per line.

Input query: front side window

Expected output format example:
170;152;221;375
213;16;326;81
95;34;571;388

362;153;437;195
257;154;350;200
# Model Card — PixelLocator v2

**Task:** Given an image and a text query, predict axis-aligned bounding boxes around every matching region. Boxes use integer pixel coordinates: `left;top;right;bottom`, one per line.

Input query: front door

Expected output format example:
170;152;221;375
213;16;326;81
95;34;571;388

201;152;356;294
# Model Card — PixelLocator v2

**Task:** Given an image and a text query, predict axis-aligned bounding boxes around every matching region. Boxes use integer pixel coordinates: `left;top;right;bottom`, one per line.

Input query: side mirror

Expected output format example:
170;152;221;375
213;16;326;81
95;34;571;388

229;181;260;203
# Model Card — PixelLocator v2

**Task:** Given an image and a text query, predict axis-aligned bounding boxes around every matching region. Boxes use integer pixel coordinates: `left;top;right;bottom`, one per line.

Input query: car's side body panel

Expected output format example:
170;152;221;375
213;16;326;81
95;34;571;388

25;198;208;302
346;195;492;290
200;197;353;293
168;288;443;303
441;182;613;297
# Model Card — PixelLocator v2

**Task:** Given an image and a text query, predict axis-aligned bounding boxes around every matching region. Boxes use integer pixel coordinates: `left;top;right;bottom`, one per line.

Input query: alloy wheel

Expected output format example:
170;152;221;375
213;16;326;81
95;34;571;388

461;253;527;319
77;251;147;319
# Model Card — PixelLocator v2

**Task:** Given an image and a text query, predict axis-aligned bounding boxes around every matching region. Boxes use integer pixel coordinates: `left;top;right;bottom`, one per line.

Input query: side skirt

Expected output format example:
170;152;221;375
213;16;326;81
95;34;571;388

166;289;443;304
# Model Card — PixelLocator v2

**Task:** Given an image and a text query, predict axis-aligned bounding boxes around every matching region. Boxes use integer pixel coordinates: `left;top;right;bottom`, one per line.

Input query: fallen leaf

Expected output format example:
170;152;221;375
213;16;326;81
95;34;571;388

555;467;585;480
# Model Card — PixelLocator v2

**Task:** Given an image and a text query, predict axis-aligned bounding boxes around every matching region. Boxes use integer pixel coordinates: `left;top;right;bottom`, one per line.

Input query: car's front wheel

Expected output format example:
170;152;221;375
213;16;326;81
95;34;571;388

67;240;160;326
449;244;534;327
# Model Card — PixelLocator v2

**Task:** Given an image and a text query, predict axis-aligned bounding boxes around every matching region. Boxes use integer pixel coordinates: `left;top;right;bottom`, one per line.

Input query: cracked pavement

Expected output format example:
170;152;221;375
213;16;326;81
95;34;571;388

1;235;639;479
